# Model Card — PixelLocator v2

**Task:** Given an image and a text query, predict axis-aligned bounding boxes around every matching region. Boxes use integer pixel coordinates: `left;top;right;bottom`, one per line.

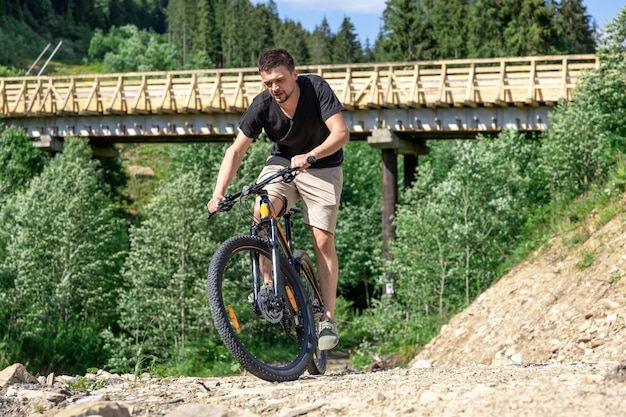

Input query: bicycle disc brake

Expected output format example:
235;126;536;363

257;287;283;323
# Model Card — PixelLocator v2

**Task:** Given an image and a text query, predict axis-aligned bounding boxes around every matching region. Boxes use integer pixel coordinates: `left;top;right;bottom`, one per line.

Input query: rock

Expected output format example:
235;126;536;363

53;400;130;417
0;363;38;387
409;359;432;369
127;164;155;178
166;403;227;417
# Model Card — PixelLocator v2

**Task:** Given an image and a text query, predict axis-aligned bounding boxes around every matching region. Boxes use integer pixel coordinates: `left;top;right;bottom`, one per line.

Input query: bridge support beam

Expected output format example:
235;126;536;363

381;148;398;296
367;129;428;296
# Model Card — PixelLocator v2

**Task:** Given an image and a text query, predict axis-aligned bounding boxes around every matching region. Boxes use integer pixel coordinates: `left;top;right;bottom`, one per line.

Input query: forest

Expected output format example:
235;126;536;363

1;0;596;74
1;1;625;376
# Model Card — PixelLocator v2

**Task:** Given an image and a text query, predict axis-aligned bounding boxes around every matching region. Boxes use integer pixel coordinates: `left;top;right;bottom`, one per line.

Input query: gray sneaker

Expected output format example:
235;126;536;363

318;319;339;351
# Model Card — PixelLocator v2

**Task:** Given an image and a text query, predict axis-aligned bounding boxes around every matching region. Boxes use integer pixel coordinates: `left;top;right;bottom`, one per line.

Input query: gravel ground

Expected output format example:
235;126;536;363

129;361;626;416
3;359;626;416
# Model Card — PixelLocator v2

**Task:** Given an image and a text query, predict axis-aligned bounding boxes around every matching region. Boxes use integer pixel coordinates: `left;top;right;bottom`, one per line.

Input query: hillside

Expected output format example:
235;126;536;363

414;196;626;367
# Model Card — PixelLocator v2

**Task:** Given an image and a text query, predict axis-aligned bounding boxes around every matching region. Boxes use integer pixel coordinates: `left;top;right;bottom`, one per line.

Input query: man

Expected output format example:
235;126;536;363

207;48;350;350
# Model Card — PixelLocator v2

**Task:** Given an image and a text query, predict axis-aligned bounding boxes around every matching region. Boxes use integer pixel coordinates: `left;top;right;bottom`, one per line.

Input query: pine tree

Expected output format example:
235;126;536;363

465;0;507;58
308;18;334;65
379;0;433;61
554;0;596;54
274;19;311;65
332;17;362;64
426;0;468;59
501;0;557;56
252;0;280;61
167;0;193;66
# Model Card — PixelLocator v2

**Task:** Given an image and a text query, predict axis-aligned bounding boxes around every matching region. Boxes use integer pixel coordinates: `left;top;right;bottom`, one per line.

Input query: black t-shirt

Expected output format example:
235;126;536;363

238;74;344;168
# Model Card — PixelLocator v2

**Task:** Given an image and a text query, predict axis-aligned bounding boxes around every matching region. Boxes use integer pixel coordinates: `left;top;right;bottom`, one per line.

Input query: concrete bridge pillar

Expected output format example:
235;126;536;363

367;129;428;296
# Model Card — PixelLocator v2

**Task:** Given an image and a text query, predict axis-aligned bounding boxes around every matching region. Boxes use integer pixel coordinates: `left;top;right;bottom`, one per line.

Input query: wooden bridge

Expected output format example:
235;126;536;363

0;54;599;149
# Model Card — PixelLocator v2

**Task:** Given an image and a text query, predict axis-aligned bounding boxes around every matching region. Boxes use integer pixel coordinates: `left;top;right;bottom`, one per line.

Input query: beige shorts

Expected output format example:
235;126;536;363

257;156;343;233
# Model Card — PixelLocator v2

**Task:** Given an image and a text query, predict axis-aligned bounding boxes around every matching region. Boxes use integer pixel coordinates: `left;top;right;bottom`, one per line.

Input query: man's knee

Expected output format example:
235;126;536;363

311;228;335;253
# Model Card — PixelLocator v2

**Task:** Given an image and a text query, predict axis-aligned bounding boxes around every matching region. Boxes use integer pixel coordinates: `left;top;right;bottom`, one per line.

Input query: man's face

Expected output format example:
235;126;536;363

260;65;298;104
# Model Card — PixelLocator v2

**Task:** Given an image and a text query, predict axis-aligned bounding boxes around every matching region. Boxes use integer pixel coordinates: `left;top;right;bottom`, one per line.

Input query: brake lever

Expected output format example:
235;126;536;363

283;172;297;183
283;156;316;184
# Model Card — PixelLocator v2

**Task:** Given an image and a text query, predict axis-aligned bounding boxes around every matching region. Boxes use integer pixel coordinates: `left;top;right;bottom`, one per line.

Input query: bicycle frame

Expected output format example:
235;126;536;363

211;161;324;319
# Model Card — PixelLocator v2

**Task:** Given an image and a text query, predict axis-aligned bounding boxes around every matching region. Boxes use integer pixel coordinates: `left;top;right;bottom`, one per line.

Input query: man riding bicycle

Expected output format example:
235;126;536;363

207;48;350;351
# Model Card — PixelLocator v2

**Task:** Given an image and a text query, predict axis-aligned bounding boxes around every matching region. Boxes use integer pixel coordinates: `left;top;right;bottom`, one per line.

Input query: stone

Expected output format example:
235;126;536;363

0;363;38;387
54;400;131;417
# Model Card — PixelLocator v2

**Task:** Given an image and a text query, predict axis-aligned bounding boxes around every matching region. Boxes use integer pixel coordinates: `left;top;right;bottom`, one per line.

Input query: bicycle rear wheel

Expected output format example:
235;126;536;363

207;235;315;382
295;250;327;375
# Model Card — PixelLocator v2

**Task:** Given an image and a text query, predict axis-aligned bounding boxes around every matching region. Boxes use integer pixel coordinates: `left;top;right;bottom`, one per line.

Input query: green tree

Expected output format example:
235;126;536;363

274;19;311;65
426;0;467;59
107;170;217;374
252;0;281;62
0;126;47;267
379;0;433;61
308;18;334;65
554;0;596;54
88;24;180;72
0;126;47;368
334;142;382;310
393;131;538;314
167;0;194;66
502;0;558;56
332;17;362;64
107;140;272;374
392;162;456;316
466;0;507;57
220;0;258;68
539;7;626;203
600;4;626;56
2;137;127;373
0;126;46;206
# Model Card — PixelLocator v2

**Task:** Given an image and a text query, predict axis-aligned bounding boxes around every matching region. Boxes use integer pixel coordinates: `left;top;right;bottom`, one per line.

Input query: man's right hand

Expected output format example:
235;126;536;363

207;195;223;215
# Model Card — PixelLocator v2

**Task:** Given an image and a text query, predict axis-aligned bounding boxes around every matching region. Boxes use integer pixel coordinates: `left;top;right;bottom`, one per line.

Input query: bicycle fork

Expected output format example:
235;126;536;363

249;196;287;322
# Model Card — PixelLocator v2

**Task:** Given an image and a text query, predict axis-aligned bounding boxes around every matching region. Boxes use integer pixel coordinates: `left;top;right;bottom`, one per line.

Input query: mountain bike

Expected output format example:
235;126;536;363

207;158;327;382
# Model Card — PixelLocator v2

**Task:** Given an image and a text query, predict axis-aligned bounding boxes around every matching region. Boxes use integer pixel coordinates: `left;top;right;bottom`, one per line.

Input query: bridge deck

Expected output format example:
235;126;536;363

0;54;598;117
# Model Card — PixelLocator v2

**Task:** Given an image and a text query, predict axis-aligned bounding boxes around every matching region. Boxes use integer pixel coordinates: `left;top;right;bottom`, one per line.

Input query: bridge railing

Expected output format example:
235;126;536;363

0;54;598;118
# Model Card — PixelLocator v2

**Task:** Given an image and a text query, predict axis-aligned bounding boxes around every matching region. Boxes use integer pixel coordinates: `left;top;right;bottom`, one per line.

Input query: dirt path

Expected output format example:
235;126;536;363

133;362;626;416
2;360;626;416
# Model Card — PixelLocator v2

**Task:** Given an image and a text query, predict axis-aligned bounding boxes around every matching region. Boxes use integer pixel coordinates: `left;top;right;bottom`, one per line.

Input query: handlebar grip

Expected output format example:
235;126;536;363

306;155;316;164
208;194;235;219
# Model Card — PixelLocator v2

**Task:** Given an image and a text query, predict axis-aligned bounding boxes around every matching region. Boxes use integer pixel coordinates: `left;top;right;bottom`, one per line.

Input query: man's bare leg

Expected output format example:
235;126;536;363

310;227;338;322
310;226;339;350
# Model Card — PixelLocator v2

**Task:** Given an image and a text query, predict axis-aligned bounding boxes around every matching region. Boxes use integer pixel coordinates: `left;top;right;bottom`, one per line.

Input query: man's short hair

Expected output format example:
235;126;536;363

258;48;295;73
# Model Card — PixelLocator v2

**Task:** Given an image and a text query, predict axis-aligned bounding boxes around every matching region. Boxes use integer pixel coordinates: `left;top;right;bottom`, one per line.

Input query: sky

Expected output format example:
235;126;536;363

251;0;626;45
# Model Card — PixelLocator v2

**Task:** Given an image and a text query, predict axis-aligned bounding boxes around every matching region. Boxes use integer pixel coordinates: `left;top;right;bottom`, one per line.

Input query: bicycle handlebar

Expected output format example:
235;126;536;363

208;155;316;218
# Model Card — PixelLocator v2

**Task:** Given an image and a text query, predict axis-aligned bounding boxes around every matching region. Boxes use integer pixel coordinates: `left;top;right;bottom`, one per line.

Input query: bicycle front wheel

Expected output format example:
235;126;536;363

207;235;315;382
